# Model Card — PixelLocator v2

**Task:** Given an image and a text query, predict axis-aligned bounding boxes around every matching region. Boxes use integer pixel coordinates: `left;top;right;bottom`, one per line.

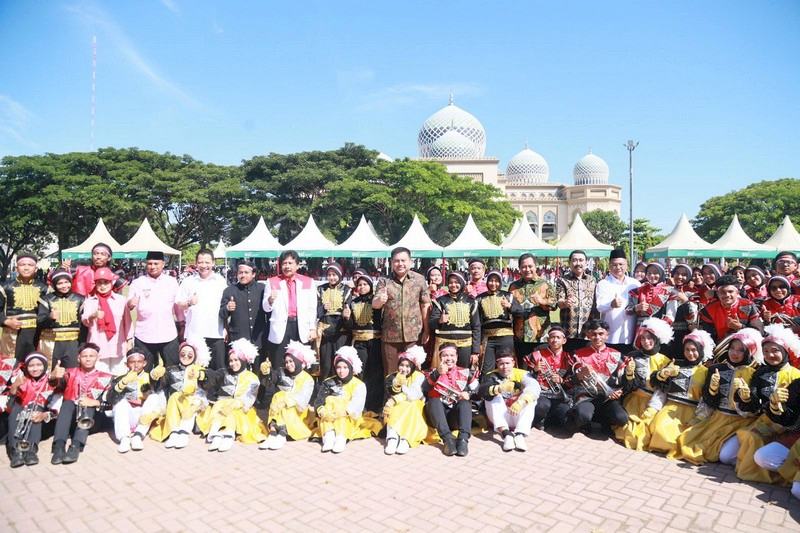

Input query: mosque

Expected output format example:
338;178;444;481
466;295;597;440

414;98;622;241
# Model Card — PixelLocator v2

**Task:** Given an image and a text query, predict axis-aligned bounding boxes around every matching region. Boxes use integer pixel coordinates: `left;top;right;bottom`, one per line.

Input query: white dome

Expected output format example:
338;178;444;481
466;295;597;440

573;151;609;185
506;147;549;184
418;101;486;159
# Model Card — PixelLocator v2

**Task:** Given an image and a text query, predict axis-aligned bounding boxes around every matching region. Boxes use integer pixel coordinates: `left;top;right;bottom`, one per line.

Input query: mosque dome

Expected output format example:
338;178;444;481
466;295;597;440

418;99;486;159
505;147;549;184
573;151;609;185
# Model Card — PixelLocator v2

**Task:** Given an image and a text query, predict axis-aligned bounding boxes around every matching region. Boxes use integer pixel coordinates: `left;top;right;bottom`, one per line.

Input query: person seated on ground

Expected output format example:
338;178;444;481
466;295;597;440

106;349;153;454
422;344;479;457
260;340;317;451
148;341;210;450
565;320;628;436
313;345;380;454
647;330;714;457
674;328;762;465
50;343;112;465
382;345;428;456
480;348;540;452
614;317;673;451
729;325;800;482
526;325;573;431
6;352;56;468
197;339;262;452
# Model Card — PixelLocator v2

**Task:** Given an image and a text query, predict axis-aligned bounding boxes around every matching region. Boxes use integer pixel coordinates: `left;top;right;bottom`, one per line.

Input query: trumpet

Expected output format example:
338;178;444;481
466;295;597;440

569;356;616;402
536;357;571;404
14;404;35;451
75;381;96;430
433;379;465;404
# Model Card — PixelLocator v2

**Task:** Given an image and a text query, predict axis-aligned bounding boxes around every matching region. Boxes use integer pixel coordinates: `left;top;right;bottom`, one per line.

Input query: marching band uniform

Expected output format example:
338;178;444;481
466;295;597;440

476;270;514;375
6;353;56;467
382;346;429;455
260;341;317;450
314;346;381;453
626;263;674;327
675;328;762;464
526;338;572;430
316;263;352;379
197;339;263;451
50;355;112;464
614;318;673;450
37;270;84;369
344;270;384;412
479;351;540;452
647;330;713;457
566;342;629;434
664;264;698;358
699;296;762;343
106;350;153;453
754;378;800;500
422;345;479;457
429;272;480;369
742;265;768;303
731;325;800;482
761;276;800;327
0;270;48;362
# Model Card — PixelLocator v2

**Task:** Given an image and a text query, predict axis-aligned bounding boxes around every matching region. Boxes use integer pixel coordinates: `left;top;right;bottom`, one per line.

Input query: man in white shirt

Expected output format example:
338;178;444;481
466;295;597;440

176;249;228;369
595;249;640;353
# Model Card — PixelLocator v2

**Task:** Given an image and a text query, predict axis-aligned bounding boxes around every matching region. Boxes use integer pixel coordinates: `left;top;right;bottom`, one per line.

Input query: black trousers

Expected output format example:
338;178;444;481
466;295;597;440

6;402;43;454
513;339;537;368
53;400;96;450
52;340;79;368
533;396;572;429
14;328;38;363
567;398;628;432
134;337;180;369
205;337;227;371
355;338;384;413
266;319;301;369
424;398;472;439
484;335;514;375
319;332;349;379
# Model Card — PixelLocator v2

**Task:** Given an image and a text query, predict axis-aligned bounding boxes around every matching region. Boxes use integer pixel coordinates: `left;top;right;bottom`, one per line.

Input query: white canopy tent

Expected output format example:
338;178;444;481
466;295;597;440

212;237;227;259
644;214;713;258
390;214;444;258
553;213;613;257
764;216;800;254
226;217;282;258
706;214;775;258
283;214;337;257
334;216;390;258
61;218;122;259
500;216;556;256
116;218;181;260
443;214;501;257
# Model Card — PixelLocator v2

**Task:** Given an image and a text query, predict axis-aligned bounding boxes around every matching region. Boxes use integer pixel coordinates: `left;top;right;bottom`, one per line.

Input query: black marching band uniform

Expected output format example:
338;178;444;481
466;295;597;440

0;276;48;362
38;272;84;368
316;266;351;379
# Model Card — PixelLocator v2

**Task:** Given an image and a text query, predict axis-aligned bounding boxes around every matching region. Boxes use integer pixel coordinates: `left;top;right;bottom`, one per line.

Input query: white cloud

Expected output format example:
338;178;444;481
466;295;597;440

357;82;483;111
0;94;39;149
160;0;180;14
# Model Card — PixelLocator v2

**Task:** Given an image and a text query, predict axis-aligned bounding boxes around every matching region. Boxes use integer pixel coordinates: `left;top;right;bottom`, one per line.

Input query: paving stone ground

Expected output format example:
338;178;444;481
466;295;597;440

1;426;798;532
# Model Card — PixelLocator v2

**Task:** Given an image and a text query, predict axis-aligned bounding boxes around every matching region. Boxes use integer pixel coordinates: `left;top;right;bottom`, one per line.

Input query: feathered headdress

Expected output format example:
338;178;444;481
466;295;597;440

285;340;317;369
334;345;362;375
180;338;211;368
229;338;259;365
683;330;715;361
398;345;426;369
635;317;674;348
763;323;800;366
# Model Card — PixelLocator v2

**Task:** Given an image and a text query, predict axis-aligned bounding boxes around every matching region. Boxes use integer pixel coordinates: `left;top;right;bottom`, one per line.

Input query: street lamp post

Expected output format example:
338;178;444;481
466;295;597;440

624;140;639;265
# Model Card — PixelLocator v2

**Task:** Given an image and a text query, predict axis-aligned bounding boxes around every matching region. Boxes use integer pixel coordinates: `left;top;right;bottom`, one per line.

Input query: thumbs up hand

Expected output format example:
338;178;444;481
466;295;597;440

226;296;236;312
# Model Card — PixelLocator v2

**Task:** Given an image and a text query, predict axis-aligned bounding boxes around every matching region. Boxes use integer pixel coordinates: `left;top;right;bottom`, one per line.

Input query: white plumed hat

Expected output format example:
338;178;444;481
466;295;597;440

285;340;317;369
334;345;362;375
229;338;259;365
398;345;427;369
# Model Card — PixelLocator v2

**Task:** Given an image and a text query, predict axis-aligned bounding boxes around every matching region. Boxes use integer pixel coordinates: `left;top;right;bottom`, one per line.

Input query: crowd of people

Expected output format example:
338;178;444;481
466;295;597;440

2;241;800;501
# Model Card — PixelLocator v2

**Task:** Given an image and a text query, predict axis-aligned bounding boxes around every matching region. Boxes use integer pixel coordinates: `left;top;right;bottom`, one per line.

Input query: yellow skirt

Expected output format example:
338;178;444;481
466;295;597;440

195;398;267;444
613;389;655;451
676;410;756;465
778;439;800;485
268;391;313;441
149;392;207;442
386;399;428;448
735;415;785;484
648;401;696;458
315;398;382;440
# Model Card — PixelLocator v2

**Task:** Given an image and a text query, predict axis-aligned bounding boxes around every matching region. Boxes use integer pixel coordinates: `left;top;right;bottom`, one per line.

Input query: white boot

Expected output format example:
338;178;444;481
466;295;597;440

208;435;222;451
502;432;515;452
217;434;235;452
164;432;178;449
396;439;410;455
385;426;399;455
332;433;347;454
130;431;145;451
514;432;528;452
321;431;335;452
259;435;275;450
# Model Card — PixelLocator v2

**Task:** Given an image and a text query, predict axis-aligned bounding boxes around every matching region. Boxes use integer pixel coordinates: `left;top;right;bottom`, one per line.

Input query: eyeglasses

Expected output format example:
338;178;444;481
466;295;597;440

776;260;797;265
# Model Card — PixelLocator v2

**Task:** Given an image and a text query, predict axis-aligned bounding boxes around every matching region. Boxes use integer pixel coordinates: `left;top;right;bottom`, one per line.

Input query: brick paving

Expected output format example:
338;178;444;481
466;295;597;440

1;426;798;532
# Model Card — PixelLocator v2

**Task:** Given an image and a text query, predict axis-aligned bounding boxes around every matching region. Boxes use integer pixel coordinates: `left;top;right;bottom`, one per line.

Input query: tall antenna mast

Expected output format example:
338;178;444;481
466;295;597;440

91;35;96;151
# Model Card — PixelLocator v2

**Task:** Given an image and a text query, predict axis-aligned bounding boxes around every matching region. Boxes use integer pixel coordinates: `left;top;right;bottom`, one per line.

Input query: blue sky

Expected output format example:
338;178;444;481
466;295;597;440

1;1;798;235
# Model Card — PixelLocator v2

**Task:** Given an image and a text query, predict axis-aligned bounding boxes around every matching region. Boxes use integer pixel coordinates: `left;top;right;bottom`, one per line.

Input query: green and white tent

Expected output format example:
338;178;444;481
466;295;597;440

390;214;443;258
443;214;501;257
645;214;712;258
61;218;122;259
116;218;180;259
764;216;800;254
706;215;775;259
334;215;390;258
226;217;282;258
500;216;555;257
283;214;337;258
552;213;613;257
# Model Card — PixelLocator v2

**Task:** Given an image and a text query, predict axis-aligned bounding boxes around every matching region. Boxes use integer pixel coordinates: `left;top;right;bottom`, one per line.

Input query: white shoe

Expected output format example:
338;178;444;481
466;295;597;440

259;435;274;450
332;434;347;454
217;435;234;452
384;438;398;455
321;431;335;452
175;432;191;449
117;436;131;454
164;432;178;449
272;434;286;450
514;433;528;452
502;433;515;452
396;439;410;455
130;434;144;451
209;436;222;451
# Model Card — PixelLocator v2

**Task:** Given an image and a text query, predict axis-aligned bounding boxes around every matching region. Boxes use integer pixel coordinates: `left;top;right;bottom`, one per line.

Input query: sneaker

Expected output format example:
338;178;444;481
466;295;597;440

174;431;189;449
62;445;81;464
332;434;346;454
130;434;144;451
396;439;410;455
164;432;178;449
514;433;528;452
272;434;286;450
51;442;66;465
258;436;274;450
321;431;335;452
209;436;222;451
502;433;515;452
384;437;398;455
117;437;131;454
217;435;234;453
23;446;39;466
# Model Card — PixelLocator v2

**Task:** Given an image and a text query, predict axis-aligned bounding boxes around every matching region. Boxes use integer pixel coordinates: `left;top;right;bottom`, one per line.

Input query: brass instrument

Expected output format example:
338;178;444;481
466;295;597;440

75;380;96;430
538;357;571;404
14;404;35;451
569;355;616;402
433;379;464;404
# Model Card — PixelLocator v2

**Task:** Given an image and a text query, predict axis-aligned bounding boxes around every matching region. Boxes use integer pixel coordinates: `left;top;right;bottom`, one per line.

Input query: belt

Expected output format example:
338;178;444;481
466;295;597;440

482;327;513;338
53;330;80;342
7;316;38;329
435;336;472;348
352;330;381;342
287;317;297;322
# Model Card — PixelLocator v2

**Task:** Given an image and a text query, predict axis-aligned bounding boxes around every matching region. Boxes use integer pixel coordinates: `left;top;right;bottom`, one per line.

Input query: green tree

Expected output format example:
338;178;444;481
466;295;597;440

580;209;627;247
693;178;800;241
622;218;664;258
